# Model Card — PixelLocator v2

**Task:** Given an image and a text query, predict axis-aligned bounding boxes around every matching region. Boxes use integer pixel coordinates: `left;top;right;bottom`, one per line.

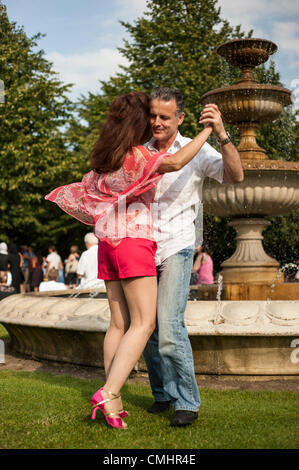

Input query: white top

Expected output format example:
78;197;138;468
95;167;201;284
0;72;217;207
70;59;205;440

39;280;67;292
76;244;105;289
46;252;62;270
144;131;224;265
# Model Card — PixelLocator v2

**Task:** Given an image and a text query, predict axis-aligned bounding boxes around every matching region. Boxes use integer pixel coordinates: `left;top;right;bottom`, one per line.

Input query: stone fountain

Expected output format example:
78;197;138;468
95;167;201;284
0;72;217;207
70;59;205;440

0;38;298;375
201;38;299;300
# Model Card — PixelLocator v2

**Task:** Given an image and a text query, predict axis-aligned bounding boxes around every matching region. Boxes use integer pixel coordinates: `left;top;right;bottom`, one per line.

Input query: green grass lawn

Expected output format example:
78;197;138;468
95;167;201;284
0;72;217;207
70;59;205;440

0;369;298;449
0;323;9;339
1;323;298;449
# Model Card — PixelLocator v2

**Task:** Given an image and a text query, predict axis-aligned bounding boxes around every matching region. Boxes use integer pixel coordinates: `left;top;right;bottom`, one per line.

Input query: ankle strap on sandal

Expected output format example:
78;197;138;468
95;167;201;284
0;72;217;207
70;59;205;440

102;388;120;400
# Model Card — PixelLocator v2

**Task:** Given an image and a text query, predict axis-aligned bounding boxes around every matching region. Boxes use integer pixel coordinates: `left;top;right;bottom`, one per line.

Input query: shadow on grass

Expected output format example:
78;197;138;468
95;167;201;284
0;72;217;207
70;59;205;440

1;368;156;420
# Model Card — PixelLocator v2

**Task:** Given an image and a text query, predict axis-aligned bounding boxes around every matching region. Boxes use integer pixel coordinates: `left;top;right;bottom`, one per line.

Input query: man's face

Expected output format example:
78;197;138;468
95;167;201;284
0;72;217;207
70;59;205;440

149;98;184;144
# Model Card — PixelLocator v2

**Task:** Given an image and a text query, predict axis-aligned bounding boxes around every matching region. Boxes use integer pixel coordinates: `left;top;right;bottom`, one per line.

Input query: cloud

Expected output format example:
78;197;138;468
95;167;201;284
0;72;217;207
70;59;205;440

44;0;299;101
116;0;148;19
274;22;299;55
218;0;299;36
218;0;299;82
117;0;148;12
47;48;129;99
217;0;269;33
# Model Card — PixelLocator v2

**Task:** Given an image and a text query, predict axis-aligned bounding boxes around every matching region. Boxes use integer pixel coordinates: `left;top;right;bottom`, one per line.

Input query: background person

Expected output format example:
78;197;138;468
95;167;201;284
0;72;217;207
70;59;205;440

0;271;15;300
30;254;44;292
0;242;12;287
21;245;33;292
191;243;214;285
76;233;105;289
65;245;80;288
0;242;9;273
39;267;67;292
8;243;23;293
46;245;63;279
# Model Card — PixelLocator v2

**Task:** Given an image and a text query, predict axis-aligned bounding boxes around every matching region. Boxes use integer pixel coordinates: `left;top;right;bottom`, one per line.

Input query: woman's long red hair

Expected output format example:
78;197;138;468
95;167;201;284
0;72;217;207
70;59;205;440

90;92;151;173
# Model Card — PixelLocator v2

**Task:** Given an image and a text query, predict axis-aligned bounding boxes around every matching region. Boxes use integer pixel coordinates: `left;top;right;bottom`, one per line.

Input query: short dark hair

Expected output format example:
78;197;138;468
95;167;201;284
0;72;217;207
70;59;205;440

149;87;184;116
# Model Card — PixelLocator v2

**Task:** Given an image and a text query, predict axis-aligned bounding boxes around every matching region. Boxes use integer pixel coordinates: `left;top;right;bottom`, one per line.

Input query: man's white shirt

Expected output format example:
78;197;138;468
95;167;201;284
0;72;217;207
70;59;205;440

144;131;224;265
46;252;62;270
76;244;105;289
39;280;67;292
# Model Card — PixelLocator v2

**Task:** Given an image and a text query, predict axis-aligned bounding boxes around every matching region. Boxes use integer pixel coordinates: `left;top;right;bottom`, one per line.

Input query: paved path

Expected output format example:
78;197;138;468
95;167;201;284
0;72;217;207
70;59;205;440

1;340;298;392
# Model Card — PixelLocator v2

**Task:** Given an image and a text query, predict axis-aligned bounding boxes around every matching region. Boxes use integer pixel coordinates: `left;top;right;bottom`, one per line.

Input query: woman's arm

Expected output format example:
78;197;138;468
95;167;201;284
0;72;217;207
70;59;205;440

19;253;24;267
157;126;213;174
192;253;203;273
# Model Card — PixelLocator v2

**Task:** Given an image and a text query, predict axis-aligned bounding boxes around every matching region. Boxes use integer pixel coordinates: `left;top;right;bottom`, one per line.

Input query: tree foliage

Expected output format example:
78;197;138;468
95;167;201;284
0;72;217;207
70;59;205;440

67;0;298;270
0;4;88;253
1;0;298;265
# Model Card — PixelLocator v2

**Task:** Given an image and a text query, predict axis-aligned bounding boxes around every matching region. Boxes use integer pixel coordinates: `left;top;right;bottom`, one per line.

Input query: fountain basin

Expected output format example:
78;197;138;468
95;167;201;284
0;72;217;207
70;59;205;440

217;38;277;69
201;83;291;124
1;293;299;375
203;165;299;217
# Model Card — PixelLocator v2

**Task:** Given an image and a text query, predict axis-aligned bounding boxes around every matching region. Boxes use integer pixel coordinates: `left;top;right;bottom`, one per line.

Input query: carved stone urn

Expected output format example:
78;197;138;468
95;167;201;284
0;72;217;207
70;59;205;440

200;38;299;283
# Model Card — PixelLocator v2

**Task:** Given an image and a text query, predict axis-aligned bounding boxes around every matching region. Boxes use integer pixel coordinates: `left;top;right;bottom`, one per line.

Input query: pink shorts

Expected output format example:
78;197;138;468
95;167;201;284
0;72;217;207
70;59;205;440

98;238;157;281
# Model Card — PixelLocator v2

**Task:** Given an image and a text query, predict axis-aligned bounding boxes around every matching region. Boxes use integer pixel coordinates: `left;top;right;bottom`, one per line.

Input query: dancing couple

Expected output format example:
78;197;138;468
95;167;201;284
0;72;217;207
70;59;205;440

46;87;243;429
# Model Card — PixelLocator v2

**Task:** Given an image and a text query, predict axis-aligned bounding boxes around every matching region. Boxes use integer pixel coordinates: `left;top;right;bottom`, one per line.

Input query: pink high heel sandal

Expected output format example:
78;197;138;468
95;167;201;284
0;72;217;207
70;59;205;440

90;387;127;429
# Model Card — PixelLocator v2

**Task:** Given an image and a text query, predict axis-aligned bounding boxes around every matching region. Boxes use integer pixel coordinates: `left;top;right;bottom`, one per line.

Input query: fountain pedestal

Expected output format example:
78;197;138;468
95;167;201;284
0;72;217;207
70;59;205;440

220;218;281;283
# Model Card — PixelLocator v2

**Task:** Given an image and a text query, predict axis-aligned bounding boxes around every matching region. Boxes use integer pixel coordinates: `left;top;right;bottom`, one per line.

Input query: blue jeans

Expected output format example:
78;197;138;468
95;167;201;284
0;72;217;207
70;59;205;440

143;246;201;412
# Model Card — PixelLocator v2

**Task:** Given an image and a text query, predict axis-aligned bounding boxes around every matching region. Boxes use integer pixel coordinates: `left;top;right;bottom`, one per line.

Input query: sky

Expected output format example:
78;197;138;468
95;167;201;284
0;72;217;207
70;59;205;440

4;0;299;110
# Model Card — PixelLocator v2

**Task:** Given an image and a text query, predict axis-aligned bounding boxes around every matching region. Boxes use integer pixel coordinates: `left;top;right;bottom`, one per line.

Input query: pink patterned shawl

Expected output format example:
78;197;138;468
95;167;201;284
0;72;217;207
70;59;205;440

45;145;168;246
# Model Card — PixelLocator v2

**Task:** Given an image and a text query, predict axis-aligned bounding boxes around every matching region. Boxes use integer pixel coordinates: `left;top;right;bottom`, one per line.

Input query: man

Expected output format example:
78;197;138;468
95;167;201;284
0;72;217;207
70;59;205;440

76;232;105;289
143;87;243;427
39;268;67;292
46;245;63;277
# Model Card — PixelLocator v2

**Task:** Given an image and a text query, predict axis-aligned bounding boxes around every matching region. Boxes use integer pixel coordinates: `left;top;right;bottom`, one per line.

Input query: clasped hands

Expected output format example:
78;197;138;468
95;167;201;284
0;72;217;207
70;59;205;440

199;103;227;142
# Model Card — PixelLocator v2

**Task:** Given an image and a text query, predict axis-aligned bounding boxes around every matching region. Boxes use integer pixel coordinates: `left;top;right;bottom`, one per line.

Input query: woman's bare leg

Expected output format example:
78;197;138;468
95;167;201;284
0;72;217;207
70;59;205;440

101;276;157;419
104;280;130;378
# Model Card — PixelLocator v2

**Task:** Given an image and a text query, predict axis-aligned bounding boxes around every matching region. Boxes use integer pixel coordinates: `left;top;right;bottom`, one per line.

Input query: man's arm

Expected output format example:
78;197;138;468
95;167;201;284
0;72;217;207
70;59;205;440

199;104;244;184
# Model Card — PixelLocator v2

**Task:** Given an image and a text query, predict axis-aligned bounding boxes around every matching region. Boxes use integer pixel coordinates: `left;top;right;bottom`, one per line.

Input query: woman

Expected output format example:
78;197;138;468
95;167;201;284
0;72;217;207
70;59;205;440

191;243;214;285
46;91;213;429
8;244;23;293
0;242;9;271
65;245;80;288
29;253;44;292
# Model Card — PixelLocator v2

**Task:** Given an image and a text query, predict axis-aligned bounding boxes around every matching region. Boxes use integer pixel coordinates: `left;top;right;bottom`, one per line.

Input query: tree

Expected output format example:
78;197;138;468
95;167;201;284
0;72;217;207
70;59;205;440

68;0;298;270
0;3;88;254
67;0;250;189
